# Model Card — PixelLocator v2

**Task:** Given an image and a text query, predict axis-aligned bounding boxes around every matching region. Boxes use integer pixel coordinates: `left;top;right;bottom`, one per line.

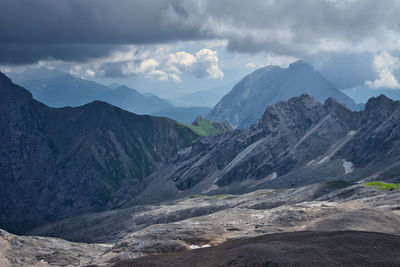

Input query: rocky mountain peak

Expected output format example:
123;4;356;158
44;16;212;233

207;61;360;129
0;71;33;104
365;94;395;110
323;96;347;111
363;94;398;120
258;94;322;128
0;71;11;83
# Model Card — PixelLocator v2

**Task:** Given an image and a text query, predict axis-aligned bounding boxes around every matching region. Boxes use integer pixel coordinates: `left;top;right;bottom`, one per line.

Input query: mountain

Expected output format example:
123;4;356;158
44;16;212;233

106;85;174;114
151;107;211;124
4;90;400;266
7;68;173;114
206;61;361;129
115;93;400;205
171;85;233;108
0;71;200;234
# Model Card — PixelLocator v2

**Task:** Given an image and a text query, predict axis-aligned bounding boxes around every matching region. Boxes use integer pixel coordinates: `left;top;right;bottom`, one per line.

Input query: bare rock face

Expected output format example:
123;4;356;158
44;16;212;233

0;229;108;266
206;61;360;129
116;93;399;207
0;71;200;234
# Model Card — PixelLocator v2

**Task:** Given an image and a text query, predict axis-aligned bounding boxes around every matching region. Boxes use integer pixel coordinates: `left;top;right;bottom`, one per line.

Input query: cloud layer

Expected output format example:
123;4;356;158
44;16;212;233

71;46;223;82
365;52;400;89
1;0;400;64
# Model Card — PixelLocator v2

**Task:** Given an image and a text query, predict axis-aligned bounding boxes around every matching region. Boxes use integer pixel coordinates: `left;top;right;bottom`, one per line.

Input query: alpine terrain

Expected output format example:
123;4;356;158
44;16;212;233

207;61;362;129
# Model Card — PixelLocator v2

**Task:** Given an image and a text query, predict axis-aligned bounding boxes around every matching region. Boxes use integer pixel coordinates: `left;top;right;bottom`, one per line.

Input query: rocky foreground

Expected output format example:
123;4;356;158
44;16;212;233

2;182;400;266
110;231;400;267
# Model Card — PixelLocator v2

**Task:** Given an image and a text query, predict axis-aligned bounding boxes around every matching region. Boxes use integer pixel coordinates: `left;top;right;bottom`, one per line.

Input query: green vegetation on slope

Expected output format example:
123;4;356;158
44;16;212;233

180;116;232;137
364;181;400;190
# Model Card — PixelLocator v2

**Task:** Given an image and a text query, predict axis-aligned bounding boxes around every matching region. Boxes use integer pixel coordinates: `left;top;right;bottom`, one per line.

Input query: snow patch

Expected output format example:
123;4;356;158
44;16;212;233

307;160;315;166
342;159;354;174
317;156;329;165
190;244;212;249
264;172;277;181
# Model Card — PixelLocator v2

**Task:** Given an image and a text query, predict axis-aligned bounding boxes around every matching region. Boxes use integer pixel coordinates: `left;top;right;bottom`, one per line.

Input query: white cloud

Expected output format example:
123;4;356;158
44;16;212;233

64;46;223;82
85;69;95;78
365;51;400;89
246;62;256;68
163;48;223;81
194;49;224;79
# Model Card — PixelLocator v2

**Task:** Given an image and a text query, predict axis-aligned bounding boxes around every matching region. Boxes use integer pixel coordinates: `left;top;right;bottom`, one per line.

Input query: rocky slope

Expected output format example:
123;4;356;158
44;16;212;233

207;61;361;129
0;71;200;234
111;231;400;267
118;93;400;206
3;181;399;266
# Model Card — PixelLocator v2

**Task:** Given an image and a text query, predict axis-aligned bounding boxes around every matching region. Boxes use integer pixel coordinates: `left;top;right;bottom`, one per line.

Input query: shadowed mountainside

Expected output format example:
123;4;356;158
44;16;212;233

0;71;201;233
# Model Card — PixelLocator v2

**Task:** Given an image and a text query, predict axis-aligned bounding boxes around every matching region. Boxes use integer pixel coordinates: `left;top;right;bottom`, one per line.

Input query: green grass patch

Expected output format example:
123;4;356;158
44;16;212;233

326;180;354;189
209;194;234;199
364;181;400;190
179;116;229;137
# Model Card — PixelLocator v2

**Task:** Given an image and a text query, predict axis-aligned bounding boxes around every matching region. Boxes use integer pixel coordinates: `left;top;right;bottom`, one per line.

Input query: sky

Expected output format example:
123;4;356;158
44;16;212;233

1;0;400;100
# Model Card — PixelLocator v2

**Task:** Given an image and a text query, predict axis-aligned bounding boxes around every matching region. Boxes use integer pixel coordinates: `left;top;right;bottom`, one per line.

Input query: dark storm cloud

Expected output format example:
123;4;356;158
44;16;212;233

1;0;400;64
170;0;400;56
0;0;201;44
0;0;205;64
0;44;119;64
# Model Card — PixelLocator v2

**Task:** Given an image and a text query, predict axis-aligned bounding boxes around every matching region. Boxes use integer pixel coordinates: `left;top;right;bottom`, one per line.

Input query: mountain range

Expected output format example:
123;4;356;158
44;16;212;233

8;68;217;125
1;68;400;266
207;61;362;129
8;91;399;266
113;93;400;206
8;68;174;114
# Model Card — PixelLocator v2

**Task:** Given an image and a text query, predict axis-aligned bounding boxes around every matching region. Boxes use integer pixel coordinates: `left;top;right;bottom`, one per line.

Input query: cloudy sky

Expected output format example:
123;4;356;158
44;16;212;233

1;0;400;99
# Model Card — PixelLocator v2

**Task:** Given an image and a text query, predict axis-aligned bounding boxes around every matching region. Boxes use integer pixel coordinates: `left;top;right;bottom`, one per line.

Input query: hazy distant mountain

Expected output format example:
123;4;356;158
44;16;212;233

0;71;200;233
151;106;211;124
343;86;400;104
207;61;361;129
108;85;174;114
7;68;173;114
171;85;233;108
